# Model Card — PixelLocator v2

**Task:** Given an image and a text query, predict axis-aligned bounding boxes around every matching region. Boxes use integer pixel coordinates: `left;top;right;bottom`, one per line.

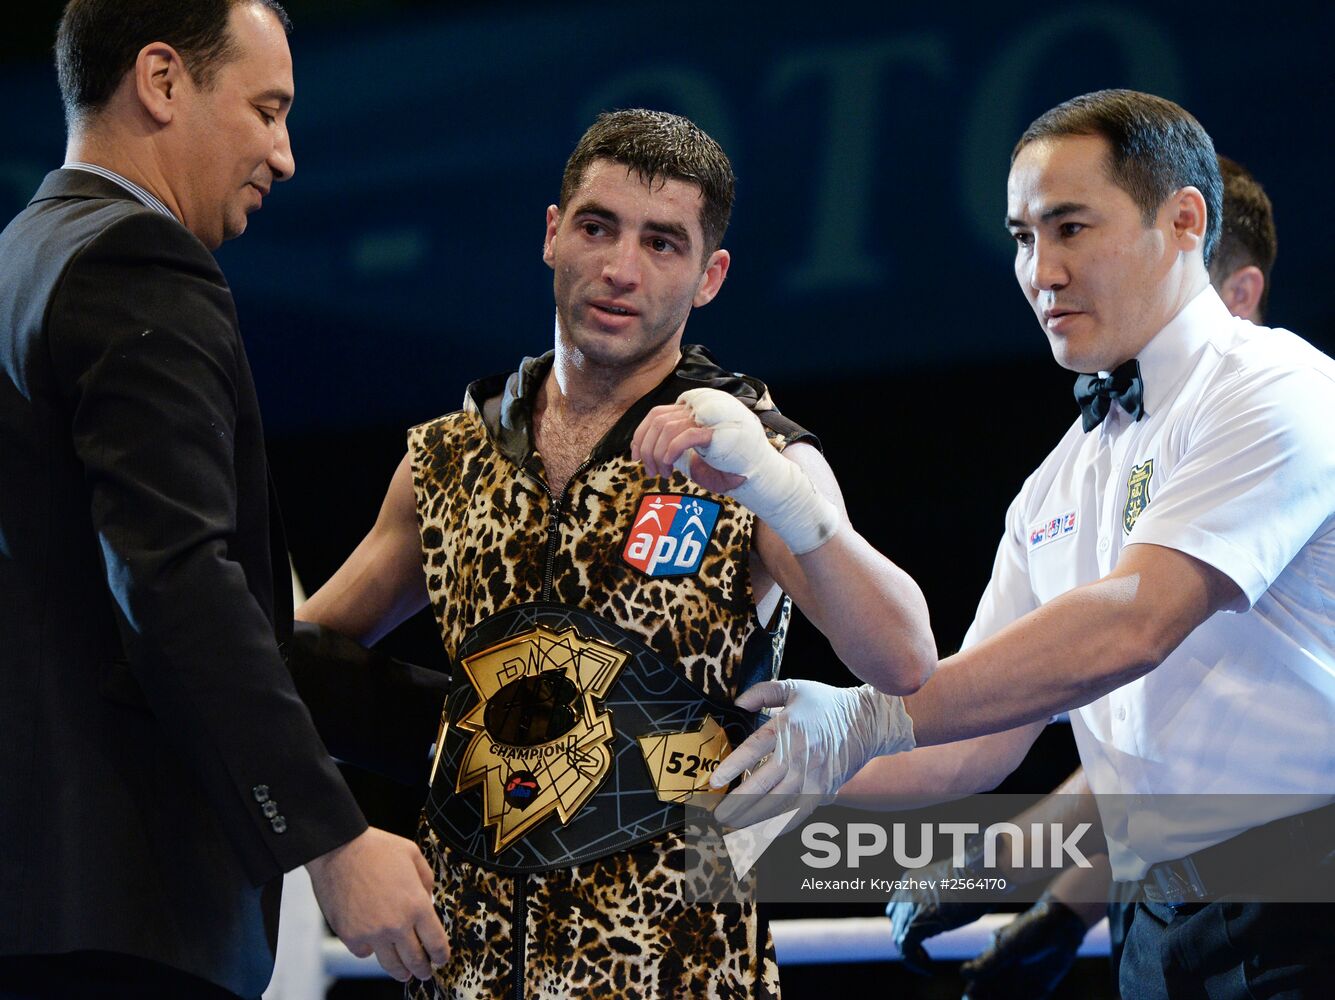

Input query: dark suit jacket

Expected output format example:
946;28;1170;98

0;169;367;997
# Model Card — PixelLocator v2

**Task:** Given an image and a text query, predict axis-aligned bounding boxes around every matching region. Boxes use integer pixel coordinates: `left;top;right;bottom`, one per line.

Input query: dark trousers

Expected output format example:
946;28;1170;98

0;951;248;1000
1119;901;1335;999
1109;881;1141;978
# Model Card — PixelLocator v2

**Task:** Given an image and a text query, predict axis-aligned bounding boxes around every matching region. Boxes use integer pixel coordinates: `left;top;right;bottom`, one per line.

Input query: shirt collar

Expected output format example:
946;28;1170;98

62;162;176;221
1133;284;1230;419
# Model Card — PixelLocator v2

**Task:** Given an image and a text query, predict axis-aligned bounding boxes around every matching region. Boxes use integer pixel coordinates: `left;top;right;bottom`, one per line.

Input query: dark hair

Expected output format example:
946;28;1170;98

1013;89;1222;266
56;0;292;127
1210;155;1278;322
559;109;736;258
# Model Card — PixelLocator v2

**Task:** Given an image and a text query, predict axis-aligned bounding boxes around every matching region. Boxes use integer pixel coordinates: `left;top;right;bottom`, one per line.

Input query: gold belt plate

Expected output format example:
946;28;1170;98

454;623;627;853
637;715;733;804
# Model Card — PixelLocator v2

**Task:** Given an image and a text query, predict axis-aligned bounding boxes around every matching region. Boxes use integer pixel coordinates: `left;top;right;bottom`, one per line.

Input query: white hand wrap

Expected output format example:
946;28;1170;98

675;388;840;555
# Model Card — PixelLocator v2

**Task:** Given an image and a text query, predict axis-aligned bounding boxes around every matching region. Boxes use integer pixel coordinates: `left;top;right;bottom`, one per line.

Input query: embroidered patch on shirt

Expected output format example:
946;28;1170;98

622;494;721;577
1123;460;1154;534
1028;508;1078;550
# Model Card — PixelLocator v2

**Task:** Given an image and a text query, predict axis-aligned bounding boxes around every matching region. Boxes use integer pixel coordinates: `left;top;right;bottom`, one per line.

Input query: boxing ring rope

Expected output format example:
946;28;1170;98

261;870;1111;999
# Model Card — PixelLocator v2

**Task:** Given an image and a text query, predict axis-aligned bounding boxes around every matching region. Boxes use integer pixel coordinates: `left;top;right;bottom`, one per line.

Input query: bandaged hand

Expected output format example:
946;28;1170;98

630;387;840;555
709;679;915;828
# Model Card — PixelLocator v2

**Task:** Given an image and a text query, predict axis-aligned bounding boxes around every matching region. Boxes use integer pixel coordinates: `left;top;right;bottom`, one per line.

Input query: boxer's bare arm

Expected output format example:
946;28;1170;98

297;452;428;644
837;720;1045;803
749;443;935;695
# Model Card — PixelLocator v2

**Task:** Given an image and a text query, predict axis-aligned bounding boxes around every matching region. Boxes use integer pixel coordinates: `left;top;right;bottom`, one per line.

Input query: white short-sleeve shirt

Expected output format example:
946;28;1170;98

963;286;1335;879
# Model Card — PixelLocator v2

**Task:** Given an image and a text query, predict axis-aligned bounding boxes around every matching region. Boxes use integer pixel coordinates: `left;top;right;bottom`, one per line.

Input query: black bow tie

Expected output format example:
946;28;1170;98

1074;359;1146;432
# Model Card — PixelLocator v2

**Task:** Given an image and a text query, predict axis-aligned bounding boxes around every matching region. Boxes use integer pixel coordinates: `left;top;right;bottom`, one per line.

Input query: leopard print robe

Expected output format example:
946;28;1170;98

406;345;813;999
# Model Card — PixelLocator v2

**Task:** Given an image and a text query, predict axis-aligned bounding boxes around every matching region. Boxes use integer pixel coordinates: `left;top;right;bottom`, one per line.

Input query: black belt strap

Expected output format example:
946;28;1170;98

1140;801;1335;906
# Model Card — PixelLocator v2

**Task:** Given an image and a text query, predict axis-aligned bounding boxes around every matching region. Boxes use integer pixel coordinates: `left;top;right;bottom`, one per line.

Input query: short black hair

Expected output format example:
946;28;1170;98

1014;89;1222;266
1210;155;1278;322
56;0;292;128
559;109;736;259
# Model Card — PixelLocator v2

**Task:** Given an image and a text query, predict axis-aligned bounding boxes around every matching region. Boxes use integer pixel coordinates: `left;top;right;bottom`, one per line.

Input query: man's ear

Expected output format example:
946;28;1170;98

693;248;731;307
133;42;187;125
1166;185;1208;257
1216;265;1265;322
542;205;560;269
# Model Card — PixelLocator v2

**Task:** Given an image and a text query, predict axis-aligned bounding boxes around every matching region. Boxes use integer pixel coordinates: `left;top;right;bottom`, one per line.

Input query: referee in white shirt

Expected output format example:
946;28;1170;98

711;89;1335;998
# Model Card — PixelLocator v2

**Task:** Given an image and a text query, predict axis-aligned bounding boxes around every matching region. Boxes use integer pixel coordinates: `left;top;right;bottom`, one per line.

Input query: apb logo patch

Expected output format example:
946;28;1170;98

1123;459;1153;534
622;494;720;577
1028;509;1078;550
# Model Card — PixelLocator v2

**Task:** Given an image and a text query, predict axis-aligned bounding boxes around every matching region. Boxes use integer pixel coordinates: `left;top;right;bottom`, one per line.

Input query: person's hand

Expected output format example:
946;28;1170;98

631;388;839;555
959;893;1089;999
886;839;1004;975
709;679;914;829
632;396;745;495
305;826;449;982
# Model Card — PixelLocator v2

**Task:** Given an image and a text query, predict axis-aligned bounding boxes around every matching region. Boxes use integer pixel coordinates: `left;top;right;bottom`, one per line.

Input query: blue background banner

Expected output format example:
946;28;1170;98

2;1;1329;432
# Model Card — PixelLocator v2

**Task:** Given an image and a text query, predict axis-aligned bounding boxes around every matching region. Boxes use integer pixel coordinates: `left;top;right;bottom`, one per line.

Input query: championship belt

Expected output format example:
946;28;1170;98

425;603;759;873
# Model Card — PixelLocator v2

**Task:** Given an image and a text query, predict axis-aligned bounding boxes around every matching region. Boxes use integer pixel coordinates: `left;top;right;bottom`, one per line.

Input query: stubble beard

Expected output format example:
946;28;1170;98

554;290;689;381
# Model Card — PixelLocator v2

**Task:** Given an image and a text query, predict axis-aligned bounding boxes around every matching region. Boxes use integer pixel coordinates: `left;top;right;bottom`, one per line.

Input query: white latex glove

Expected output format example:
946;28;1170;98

674;388;840;555
710;679;915;828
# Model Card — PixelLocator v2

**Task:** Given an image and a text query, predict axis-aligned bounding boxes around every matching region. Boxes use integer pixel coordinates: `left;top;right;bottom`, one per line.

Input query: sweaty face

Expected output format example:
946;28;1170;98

174;3;295;249
543;159;727;374
1006;135;1179;373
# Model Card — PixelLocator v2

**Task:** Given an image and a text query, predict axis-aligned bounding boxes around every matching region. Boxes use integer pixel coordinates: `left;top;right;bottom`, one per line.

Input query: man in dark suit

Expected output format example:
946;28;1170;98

0;2;448;996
